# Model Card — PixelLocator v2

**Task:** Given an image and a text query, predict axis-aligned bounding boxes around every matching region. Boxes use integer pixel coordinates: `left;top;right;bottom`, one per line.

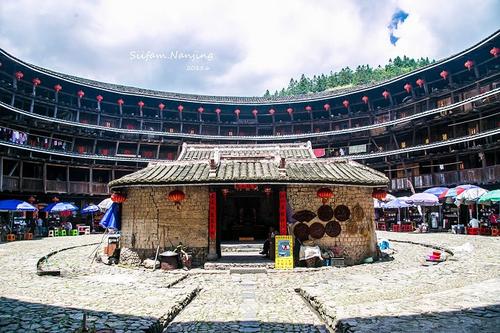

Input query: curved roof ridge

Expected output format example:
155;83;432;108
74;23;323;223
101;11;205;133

0;30;497;105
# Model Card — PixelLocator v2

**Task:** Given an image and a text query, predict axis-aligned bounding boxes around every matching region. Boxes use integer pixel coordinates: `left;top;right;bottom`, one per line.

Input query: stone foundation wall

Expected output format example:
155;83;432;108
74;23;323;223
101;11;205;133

287;185;377;265
120;186;209;266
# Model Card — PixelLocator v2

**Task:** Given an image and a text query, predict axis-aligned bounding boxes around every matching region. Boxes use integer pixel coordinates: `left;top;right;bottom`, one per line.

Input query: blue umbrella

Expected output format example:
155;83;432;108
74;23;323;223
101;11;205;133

42;202;78;213
423;187;449;197
0;199;37;211
100;203;120;230
81;204;100;214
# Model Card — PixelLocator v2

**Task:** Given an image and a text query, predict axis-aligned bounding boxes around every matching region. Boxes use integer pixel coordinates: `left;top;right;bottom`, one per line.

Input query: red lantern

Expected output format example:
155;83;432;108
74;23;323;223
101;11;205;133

404;83;412;93
54;84;62;92
323;103;330;111
167;189;185;209
382;90;390;99
96;95;103;103
158;103;165;110
490;47;499;58
252;109;258;117
32;78;41;86
317;187;333;204
234;109;240;116
362;96;369;104
305;105;312;112
15;71;23;81
342;100;350;108
372;189;387;200
111;193;127;203
263;186;272;197
440;70;449;80
76;90;84;98
416;79;424;88
177;105;184;112
215;108;221;114
137;101;144;108
464;60;474;70
117;98;124;106
198;106;204;113
268;108;275;115
221;188;230;199
286;107;293;114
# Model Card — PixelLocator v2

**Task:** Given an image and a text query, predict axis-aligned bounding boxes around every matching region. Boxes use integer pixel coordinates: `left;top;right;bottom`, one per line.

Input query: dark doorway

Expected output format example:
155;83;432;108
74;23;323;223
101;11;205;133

217;187;279;242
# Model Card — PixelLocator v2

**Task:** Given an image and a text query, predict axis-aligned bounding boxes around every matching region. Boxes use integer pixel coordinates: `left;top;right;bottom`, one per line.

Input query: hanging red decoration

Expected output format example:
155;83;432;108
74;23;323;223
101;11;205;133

215;108;221;114
221;188;230;199
234;184;257;191
305;105;312;112
197;106;204;113
158;103;165;110
167;189;185;209
362;95;369;104
286;107;293;114
111;193;127;203
382;90;390;99
54;84;62;92
263;186;272;197
323;103;330;111
464;60;474;70
77;90;85;98
268;108;275;115
177;105;184;112
96;95;103;103
440;70;449;80
316;187;333;204
372;189;387;200
15;71;23;80
234;109;240;116
490;47;499;58
117;99;124;106
137;101;144;108
416;79;425;88
342;100;350;108
209;192;217;239
32;78;41;86
404;83;412;93
252;109;258;117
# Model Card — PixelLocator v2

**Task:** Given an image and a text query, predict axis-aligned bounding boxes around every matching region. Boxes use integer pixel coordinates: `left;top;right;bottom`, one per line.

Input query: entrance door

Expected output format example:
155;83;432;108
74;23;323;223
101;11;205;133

217;188;278;242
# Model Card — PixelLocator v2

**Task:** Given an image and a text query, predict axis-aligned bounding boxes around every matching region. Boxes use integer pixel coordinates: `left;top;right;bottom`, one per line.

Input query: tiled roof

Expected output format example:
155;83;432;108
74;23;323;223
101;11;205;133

109;143;388;188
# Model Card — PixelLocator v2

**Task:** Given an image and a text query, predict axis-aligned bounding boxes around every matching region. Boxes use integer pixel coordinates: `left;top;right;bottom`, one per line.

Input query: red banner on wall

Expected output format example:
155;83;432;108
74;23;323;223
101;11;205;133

279;190;287;235
209;192;217;240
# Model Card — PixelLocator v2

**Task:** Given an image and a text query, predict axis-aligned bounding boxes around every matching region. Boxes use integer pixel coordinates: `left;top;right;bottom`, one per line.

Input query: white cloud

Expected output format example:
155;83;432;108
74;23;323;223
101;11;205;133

0;0;498;97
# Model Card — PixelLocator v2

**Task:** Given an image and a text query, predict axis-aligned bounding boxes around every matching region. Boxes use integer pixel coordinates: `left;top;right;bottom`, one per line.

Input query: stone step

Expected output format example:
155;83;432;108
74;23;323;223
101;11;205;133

221;242;264;253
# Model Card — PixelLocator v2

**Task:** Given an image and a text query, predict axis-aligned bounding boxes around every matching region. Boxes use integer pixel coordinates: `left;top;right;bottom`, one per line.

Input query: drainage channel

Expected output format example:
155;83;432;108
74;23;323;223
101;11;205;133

295;287;336;333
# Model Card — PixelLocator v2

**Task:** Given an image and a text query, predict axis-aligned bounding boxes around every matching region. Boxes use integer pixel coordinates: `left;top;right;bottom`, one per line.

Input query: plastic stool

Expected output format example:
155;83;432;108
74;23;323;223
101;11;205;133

6;234;15;241
48;230;55;237
491;228;498;237
84;228;91;235
60;230;67;236
71;229;79;236
24;233;33;240
54;229;60;237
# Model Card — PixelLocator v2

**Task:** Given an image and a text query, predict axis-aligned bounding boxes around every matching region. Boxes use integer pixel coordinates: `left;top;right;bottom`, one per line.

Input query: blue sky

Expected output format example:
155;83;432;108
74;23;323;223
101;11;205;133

0;0;498;96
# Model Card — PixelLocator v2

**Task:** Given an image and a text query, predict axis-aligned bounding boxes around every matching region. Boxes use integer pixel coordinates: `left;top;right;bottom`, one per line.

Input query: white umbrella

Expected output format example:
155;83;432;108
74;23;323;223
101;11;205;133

456;188;487;204
98;198;113;212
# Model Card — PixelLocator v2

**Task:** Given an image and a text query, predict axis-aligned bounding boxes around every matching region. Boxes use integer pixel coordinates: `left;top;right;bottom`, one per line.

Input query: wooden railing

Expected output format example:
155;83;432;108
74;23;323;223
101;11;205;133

390;165;500;191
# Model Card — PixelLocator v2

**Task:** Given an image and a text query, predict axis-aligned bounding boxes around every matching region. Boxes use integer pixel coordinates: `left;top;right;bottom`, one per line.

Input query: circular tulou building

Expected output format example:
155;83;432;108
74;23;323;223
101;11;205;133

108;142;388;265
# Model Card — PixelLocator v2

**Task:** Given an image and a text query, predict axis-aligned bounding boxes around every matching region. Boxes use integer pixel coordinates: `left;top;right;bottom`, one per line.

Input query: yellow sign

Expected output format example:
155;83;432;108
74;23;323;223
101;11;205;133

274;235;294;270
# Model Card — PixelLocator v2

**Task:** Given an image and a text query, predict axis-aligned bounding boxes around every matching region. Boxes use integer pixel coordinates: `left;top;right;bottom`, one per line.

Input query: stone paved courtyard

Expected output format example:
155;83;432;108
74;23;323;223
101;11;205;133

0;232;499;332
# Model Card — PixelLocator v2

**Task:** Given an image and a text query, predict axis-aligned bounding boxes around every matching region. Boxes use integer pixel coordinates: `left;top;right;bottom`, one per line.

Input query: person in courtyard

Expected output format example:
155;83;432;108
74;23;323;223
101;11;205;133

260;226;278;257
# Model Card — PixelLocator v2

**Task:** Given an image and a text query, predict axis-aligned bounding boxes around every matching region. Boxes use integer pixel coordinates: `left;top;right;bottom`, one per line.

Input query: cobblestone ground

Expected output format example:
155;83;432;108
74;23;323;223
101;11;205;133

0;232;499;332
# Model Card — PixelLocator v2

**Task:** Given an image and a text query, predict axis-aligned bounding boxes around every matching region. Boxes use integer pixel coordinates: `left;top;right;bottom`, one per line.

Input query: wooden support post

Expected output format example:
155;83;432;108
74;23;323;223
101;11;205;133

66;165;70;193
279;190;287;235
89;167;93;195
0;156;3;192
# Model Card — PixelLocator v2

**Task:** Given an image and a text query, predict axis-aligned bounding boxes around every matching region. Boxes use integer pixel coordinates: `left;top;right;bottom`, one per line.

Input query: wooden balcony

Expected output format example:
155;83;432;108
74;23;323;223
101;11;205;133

390;165;500;191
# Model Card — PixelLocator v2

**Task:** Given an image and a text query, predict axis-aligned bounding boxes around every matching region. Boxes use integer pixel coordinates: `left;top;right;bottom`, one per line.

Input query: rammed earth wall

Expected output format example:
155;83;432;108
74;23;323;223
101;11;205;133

120;186;209;266
287;185;377;265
